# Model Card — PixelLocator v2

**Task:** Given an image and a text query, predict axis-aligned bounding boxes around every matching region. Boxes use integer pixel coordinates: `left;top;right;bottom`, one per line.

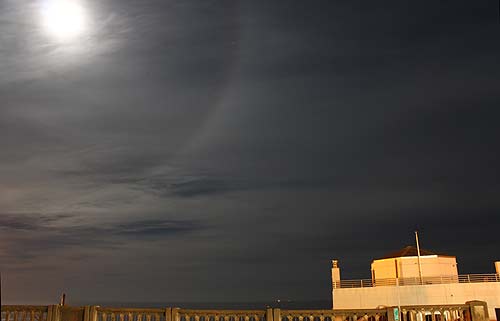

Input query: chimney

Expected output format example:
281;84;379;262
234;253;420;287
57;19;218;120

331;260;341;289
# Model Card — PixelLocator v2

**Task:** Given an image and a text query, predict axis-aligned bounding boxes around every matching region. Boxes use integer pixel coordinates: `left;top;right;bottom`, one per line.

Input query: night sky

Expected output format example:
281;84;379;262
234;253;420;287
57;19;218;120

1;0;500;305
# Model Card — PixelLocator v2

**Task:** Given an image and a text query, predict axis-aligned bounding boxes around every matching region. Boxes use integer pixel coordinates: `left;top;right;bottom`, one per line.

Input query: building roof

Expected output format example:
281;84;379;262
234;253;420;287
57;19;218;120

376;246;454;260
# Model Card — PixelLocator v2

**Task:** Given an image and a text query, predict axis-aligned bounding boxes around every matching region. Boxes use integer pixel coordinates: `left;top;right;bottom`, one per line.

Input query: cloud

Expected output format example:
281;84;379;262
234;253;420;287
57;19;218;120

0;213;74;231
0;213;203;267
168;178;235;197
0;214;40;231
144;175;342;198
112;219;201;237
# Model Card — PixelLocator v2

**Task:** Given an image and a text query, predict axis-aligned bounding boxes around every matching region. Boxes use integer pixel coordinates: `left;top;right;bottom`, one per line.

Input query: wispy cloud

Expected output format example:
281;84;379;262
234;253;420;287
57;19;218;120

0;212;203;266
0;213;74;231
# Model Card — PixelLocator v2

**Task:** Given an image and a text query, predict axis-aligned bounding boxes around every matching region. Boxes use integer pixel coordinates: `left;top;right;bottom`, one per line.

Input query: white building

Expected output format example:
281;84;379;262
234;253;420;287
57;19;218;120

332;246;500;321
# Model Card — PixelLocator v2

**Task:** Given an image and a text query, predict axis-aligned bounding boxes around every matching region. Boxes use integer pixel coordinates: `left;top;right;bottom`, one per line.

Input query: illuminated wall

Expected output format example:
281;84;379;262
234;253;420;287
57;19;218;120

332;282;500;321
371;255;458;280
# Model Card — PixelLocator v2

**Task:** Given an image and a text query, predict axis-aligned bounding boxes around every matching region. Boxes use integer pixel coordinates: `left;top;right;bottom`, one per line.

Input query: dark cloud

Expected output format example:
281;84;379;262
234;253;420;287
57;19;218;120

113;219;201;236
139;175;346;198
0;213;74;231
0;214;40;231
0;213;202;269
166;178;238;197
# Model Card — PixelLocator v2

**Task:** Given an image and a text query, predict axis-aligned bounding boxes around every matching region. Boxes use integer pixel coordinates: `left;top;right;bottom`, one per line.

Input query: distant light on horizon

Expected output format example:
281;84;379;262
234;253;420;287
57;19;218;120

40;0;87;41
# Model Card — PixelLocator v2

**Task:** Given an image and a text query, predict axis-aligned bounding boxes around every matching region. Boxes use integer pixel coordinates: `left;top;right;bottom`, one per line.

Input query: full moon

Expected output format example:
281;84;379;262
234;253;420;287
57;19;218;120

41;0;87;41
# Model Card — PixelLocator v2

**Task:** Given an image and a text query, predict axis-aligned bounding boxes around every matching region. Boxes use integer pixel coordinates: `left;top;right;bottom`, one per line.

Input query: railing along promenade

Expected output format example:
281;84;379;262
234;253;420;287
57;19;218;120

334;274;500;288
0;301;490;321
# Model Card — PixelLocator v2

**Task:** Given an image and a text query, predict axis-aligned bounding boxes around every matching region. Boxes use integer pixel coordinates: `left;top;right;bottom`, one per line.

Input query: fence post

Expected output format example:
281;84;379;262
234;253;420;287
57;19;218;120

266;309;273;321
84;306;99;321
273;309;281;321
83;306;91;321
165;308;172;321
47;306;52;321
47;305;61;321
172;308;180;321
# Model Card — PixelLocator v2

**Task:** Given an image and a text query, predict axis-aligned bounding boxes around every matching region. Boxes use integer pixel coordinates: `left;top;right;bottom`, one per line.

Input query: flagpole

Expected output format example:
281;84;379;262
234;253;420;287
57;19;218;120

415;231;423;285
395;259;401;320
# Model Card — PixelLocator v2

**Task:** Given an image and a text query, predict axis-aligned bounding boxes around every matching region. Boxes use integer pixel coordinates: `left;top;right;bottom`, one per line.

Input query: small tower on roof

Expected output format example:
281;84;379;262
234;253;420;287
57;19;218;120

331;260;341;289
371;245;458;283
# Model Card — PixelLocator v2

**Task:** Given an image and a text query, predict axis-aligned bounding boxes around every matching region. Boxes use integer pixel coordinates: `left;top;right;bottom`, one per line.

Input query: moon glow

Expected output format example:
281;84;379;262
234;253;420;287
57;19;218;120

41;0;87;41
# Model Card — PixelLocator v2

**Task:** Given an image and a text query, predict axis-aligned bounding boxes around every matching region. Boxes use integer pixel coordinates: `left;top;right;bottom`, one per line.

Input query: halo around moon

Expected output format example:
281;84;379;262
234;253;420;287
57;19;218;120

41;0;87;41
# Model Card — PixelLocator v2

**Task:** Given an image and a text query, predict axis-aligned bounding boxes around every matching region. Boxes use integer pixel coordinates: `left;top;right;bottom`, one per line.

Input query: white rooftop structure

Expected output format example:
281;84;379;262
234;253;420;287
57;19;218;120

331;246;500;321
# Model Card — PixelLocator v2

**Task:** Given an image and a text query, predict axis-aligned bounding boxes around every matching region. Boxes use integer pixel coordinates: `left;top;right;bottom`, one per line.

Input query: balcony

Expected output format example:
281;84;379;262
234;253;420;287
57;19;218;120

333;273;500;288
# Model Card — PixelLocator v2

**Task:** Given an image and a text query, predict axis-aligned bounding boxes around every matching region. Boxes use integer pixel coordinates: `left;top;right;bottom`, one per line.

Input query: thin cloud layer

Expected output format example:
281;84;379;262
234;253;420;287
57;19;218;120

1;0;499;304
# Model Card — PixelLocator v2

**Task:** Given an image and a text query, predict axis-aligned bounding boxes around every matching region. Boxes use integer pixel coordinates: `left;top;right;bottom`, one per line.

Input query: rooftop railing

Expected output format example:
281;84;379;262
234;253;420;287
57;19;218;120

334;273;500;288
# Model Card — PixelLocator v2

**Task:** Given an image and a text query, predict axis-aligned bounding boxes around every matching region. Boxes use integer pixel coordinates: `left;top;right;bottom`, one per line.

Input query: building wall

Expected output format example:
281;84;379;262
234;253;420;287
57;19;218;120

333;282;500;321
371;256;458;280
371;258;399;279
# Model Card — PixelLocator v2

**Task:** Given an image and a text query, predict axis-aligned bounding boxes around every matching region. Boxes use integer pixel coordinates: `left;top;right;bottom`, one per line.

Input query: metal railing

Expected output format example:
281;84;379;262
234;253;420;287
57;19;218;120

334;273;500;288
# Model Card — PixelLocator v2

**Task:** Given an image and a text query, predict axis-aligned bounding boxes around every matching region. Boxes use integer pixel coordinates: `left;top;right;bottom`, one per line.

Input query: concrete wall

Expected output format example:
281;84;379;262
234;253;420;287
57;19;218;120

371;258;399;279
333;282;500;321
332;265;341;288
371;256;458;280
